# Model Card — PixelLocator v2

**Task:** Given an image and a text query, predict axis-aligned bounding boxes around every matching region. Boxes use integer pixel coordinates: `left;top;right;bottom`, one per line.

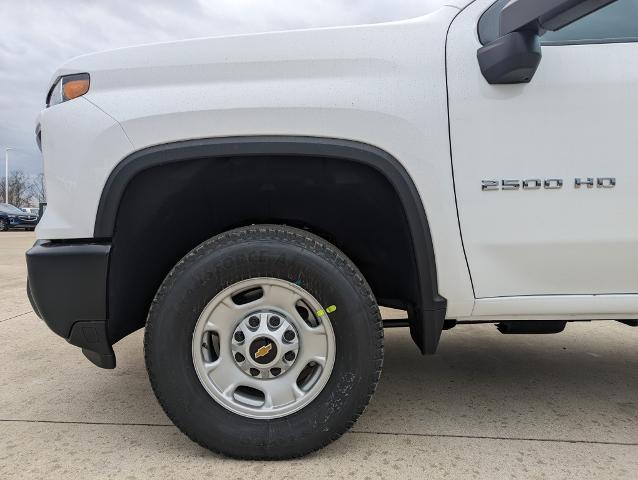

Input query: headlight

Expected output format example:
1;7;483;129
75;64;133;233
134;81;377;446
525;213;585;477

46;73;90;107
8;215;15;219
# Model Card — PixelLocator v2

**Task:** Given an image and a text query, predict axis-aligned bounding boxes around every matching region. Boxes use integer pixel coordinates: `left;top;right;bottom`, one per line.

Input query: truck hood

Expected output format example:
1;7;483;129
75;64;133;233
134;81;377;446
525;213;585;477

50;4;462;86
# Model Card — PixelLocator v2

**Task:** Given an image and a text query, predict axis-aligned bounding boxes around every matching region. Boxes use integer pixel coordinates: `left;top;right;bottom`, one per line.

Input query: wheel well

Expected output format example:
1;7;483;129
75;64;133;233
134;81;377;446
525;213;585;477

102;138;446;352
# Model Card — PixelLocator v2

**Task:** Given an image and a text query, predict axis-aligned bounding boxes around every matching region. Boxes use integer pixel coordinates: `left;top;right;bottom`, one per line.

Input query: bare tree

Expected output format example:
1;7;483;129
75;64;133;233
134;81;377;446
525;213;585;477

30;173;47;204
0;170;34;207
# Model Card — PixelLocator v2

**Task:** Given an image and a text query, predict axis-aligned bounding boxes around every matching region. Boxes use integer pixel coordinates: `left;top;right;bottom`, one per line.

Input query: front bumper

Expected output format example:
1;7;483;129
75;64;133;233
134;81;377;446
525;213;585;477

26;240;115;368
9;217;39;229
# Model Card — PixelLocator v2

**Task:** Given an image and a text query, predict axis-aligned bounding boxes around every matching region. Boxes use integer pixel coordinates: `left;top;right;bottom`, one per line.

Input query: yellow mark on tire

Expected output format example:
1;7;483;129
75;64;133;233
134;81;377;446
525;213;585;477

316;305;336;317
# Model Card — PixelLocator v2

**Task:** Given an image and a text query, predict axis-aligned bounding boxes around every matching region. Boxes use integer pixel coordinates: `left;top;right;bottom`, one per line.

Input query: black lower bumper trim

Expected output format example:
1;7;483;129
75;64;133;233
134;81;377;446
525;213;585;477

82;348;116;369
26;240;115;368
68;320;116;369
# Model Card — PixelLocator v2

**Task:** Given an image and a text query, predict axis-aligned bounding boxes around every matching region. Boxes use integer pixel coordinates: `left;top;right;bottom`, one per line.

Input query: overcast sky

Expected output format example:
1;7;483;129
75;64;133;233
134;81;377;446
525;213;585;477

0;0;440;176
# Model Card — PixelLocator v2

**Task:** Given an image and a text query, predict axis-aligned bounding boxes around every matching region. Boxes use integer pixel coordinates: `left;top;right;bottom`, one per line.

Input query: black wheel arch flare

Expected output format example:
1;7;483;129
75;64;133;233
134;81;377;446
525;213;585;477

95;136;447;353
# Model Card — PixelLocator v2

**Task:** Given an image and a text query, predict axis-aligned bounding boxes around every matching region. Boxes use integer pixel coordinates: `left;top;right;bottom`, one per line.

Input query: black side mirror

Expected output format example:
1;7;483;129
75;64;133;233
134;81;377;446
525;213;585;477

477;30;541;84
478;0;617;85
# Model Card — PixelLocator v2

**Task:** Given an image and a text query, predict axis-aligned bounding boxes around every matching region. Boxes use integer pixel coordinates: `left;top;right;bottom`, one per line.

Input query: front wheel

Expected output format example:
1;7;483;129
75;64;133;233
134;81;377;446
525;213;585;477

0;219;8;231
144;225;383;459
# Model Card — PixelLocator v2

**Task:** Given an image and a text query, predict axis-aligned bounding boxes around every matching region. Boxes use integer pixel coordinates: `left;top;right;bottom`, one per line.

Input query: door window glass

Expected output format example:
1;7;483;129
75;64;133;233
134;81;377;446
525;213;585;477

478;0;638;45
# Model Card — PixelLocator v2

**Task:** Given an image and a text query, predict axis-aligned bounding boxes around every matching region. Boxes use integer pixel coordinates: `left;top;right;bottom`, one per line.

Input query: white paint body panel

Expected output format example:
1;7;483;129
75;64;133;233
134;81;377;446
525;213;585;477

37;98;133;239
37;7;475;317
470;295;638;319
447;0;638;300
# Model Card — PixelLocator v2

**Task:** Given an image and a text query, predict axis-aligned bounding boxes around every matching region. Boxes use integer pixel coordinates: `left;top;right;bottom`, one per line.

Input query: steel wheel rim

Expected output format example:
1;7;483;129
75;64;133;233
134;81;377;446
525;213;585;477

192;277;336;419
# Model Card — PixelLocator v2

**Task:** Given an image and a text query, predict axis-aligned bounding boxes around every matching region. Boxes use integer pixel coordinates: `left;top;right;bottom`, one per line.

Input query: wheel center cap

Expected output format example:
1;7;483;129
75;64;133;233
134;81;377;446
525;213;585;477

249;337;278;365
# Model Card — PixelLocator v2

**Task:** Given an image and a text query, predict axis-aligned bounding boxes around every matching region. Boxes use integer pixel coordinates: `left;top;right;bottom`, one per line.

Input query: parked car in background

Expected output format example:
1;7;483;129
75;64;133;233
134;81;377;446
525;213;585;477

0;203;39;231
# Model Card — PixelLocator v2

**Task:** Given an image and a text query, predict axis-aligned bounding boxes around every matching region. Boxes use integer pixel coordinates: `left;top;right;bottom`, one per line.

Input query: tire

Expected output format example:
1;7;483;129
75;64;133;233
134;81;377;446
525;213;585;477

144;224;383;459
0;219;8;231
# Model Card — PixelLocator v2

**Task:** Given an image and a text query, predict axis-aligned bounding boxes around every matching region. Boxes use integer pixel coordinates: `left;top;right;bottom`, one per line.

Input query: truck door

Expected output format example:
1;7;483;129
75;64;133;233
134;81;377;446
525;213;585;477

446;0;638;300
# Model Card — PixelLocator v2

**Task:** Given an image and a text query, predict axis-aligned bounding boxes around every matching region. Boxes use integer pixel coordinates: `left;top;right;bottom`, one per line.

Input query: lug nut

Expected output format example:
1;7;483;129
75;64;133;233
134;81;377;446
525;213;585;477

234;331;245;342
283;330;296;342
284;351;296;362
270;368;281;377
234;352;245;362
250;368;260;377
269;315;281;328
248;316;260;328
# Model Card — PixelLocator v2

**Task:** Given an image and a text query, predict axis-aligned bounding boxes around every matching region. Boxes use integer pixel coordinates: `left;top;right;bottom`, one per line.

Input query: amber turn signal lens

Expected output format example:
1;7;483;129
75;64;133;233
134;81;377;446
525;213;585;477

62;77;90;101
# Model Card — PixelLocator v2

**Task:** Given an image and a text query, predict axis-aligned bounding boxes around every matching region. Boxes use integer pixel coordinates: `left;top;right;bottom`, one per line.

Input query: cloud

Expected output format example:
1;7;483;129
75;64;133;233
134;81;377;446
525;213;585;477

0;0;442;175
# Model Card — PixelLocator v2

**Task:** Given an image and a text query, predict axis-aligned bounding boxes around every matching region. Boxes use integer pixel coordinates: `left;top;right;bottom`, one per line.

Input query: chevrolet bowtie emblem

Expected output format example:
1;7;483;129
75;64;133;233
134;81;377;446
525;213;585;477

254;343;273;359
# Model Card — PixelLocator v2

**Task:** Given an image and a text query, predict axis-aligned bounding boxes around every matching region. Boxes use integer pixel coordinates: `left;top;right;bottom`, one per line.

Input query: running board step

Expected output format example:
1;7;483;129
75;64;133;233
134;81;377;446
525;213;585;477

497;320;566;334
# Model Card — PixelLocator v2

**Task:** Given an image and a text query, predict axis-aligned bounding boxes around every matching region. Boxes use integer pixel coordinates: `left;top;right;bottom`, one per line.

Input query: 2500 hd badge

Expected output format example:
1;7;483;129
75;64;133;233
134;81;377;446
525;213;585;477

481;177;616;191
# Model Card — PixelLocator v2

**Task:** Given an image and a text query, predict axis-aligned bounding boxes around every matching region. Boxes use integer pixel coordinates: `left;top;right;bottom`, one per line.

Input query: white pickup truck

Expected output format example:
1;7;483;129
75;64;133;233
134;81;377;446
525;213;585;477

26;0;637;459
